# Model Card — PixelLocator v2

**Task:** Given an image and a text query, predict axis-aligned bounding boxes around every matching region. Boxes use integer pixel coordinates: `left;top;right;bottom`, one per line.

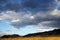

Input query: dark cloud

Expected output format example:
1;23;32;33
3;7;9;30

42;21;60;28
58;0;60;1
58;7;60;10
0;0;7;2
0;0;57;12
0;0;60;29
22;0;57;12
6;3;21;11
10;12;60;29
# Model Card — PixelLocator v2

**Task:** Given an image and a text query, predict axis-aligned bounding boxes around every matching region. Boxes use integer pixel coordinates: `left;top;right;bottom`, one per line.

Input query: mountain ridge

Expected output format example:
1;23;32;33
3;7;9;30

0;29;60;38
23;29;60;37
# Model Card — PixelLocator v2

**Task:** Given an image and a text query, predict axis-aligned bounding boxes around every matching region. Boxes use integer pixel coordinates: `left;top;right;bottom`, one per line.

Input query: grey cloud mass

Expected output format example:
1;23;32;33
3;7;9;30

0;0;57;12
0;0;60;29
11;12;60;29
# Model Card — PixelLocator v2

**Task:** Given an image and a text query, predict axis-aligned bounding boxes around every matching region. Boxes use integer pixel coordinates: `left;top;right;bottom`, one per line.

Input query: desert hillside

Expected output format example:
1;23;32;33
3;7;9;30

0;36;60;40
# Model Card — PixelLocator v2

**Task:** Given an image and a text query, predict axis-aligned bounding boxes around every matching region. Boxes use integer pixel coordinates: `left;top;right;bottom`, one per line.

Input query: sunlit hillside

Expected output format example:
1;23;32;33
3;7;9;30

0;36;60;40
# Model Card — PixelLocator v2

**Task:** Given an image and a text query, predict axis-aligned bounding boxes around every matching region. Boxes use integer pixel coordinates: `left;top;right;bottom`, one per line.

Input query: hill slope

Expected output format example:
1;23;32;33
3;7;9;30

24;29;60;37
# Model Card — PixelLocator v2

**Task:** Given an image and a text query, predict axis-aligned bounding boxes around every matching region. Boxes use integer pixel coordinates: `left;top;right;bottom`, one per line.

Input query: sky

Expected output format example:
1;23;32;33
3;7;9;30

0;0;60;36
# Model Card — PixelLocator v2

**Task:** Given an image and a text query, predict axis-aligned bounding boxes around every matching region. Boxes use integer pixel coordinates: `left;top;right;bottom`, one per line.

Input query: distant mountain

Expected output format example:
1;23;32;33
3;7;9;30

0;29;60;38
1;34;20;38
23;29;60;37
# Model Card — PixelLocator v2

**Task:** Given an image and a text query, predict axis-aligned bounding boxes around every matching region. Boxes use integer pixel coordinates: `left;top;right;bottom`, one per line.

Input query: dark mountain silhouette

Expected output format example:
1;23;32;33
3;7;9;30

0;29;60;38
23;29;60;37
1;34;20;38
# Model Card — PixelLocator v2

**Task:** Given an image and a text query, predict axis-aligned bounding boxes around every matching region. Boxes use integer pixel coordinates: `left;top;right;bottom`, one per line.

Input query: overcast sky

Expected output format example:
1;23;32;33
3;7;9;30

0;0;60;36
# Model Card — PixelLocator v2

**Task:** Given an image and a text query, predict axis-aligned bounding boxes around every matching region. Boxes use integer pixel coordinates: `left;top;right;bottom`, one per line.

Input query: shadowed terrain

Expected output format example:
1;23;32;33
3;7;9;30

23;29;60;37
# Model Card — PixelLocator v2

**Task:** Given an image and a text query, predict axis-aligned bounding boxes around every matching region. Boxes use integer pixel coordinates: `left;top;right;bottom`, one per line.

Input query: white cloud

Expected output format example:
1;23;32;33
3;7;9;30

0;32;12;37
11;19;20;22
51;9;60;17
0;17;3;20
29;16;35;20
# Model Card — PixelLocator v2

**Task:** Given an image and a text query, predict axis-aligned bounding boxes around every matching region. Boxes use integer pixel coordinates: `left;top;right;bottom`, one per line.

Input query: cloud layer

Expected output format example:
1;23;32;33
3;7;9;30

0;0;57;12
0;0;60;30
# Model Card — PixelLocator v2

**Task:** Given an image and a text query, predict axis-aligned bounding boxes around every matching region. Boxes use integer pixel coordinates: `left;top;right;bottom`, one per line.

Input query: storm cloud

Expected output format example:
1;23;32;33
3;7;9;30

0;0;57;12
0;0;60;29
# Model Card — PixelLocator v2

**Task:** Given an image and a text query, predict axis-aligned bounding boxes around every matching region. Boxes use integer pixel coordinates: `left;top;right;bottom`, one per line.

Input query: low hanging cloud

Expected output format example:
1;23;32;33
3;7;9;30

0;0;60;29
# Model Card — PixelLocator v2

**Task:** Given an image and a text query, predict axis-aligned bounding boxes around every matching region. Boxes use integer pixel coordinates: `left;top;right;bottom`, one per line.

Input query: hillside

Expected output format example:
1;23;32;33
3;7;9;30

24;29;60;37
